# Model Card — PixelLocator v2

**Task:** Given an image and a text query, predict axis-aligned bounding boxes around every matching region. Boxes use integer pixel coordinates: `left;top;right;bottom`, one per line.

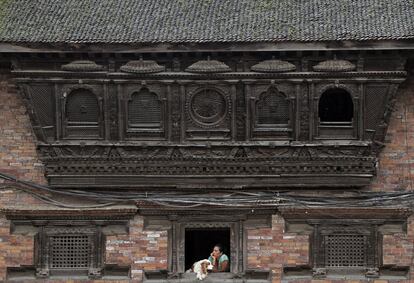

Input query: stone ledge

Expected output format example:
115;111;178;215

283;265;409;281
7;265;130;281
144;270;271;283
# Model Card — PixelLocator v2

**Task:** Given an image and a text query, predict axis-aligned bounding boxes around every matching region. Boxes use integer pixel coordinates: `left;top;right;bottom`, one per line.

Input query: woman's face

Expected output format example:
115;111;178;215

212;246;221;257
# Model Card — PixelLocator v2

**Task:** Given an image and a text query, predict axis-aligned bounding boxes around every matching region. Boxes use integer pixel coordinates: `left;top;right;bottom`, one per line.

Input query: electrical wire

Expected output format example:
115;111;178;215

1;171;414;210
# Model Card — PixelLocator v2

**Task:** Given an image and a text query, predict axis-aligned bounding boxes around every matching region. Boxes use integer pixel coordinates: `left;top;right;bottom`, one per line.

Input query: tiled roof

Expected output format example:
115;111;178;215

0;0;413;44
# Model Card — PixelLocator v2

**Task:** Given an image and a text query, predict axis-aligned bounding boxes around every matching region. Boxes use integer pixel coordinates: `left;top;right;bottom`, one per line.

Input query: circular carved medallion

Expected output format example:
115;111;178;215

188;89;227;127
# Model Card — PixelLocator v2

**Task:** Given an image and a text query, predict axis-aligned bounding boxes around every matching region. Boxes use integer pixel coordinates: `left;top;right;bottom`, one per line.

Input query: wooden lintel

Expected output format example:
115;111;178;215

280;207;411;220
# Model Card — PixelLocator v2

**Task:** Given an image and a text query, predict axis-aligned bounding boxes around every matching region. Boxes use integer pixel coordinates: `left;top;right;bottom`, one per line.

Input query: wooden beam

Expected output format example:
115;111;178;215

1;40;414;53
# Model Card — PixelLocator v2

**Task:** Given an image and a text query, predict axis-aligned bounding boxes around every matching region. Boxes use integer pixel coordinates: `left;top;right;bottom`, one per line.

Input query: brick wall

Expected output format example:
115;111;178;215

247;215;309;280
371;64;414;192
0;215;34;280
106;216;168;281
0;74;47;281
0;74;45;185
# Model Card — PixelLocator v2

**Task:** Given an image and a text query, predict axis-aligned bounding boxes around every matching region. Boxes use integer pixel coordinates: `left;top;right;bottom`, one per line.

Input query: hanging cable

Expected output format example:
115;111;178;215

1;171;414;209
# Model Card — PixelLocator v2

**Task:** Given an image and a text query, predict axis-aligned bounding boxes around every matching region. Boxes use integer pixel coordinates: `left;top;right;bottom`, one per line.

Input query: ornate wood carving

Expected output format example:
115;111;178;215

313;83;359;139
38;144;377;188
248;83;295;140
9;218;133;280
60;84;104;139
283;217;409;280
62;60;104;72
184;84;232;140
123;84;167;140
12;53;407;188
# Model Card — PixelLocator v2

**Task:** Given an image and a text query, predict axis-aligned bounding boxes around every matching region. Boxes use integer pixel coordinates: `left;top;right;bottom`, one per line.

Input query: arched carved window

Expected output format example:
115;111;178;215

256;87;289;126
319;88;353;124
66;89;99;124
317;87;355;139
128;88;161;128
64;88;101;138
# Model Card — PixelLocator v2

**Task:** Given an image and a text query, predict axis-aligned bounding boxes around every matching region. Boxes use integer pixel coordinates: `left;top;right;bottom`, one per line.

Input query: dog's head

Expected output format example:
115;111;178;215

199;259;213;274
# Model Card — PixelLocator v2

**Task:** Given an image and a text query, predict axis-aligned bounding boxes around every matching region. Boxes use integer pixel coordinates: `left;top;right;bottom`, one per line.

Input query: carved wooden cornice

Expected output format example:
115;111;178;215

3;205;138;220
37;144;377;188
138;200;277;216
13;70;407;80
280;207;411;220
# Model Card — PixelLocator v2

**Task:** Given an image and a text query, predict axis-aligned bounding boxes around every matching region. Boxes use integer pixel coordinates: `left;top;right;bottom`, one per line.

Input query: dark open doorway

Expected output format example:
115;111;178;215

185;228;230;271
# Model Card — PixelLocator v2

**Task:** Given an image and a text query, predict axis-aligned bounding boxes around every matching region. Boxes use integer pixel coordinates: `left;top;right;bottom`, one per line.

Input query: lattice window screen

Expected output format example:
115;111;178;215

128;89;161;126
31;85;55;126
257;89;289;125
325;235;366;267
49;235;91;269
66;90;99;123
365;86;387;131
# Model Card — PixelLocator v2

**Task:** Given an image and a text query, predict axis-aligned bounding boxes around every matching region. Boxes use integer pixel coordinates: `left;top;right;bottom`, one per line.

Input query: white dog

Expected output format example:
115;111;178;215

186;259;213;280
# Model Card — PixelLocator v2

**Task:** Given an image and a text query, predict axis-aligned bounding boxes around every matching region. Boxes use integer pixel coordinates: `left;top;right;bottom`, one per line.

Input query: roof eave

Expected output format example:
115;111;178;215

0;39;413;53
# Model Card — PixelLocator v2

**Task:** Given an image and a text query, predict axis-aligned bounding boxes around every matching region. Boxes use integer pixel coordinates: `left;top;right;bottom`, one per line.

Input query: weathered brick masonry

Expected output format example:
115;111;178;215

1;66;414;282
372;63;414;192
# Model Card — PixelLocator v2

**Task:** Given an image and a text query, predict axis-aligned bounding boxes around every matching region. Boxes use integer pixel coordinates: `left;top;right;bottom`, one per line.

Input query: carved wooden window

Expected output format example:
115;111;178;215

256;87;289;126
143;215;272;282
317;87;355;138
63;88;102;138
185;228;230;271
35;226;104;278
124;87;166;140
189;89;227;127
185;86;232;141
171;221;244;274
284;219;408;280
313;224;378;276
319;88;353;125
324;234;366;267
50;235;91;269
128;88;162;129
250;85;292;140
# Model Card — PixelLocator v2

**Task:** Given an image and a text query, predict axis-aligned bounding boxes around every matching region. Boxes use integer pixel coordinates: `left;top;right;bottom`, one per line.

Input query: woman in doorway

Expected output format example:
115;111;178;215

208;243;229;272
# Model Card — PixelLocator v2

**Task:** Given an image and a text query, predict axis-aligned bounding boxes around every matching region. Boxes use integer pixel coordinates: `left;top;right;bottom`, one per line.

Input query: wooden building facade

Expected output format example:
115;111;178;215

0;0;414;282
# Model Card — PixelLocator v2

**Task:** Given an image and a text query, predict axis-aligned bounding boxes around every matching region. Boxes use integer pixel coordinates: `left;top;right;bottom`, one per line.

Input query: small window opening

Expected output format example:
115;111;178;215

319;88;353;124
185;228;230;271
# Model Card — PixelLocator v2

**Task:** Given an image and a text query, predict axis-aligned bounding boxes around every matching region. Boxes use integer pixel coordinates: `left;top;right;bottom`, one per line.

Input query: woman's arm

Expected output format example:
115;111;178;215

220;260;229;272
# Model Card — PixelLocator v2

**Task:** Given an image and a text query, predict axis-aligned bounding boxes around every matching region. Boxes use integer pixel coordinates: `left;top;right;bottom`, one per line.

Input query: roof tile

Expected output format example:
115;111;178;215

0;0;413;43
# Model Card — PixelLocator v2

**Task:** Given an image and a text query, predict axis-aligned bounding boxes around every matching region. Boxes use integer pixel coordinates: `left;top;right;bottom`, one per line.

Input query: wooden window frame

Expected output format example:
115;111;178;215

142;213;273;282
7;216;133;281
34;226;105;278
314;84;359;140
312;224;379;277
283;218;409;280
61;86;104;140
122;85;168;140
174;221;242;274
246;83;297;141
